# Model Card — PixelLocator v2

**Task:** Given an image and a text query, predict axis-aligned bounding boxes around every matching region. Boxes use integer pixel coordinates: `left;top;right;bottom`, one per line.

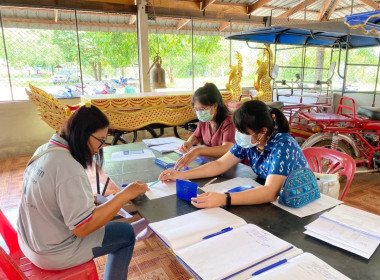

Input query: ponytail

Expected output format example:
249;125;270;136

233;100;290;135
269;108;289;133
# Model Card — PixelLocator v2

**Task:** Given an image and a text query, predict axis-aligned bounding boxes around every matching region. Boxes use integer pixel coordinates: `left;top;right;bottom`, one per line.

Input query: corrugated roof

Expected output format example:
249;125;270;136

1;1;379;34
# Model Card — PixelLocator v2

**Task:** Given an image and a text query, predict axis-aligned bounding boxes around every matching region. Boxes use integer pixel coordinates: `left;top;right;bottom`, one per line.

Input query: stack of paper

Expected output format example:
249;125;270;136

142;137;183;153
304;205;380;259
149;208;300;280
142;137;180;147
110;149;155;161
150;142;182;153
272;194;343;218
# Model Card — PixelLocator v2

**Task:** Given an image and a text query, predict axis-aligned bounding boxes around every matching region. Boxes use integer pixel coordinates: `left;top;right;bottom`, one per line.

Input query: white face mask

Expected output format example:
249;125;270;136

235;131;257;149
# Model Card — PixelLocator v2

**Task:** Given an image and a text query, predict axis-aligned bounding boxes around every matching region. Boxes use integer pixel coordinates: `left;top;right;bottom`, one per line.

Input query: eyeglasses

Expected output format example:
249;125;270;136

91;135;106;149
193;107;210;113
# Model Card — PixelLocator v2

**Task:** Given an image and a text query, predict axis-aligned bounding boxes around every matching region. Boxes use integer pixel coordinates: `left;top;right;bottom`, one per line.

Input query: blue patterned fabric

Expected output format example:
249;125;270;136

278;167;320;208
230;132;307;179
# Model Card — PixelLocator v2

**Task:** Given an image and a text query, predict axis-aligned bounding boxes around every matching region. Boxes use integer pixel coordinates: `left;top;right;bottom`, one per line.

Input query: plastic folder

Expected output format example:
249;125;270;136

176;179;198;201
154;157;177;169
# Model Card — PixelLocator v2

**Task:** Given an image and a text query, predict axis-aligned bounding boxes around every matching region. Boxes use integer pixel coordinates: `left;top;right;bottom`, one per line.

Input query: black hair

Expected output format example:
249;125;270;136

60;105;109;169
191;82;230;130
233;100;289;135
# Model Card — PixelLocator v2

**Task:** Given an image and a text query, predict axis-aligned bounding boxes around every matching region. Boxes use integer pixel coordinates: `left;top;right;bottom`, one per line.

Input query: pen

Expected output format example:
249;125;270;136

202;177;217;188
251;259;287;276
149;180;161;188
202;227;233;239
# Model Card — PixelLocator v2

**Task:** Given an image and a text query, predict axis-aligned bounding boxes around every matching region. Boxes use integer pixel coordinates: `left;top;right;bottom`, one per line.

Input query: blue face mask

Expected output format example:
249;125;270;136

196;110;213;123
235;131;257;149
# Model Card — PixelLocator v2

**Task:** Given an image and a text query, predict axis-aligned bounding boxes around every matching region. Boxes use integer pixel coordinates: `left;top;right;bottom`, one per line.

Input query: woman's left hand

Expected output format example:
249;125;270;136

191;192;226;208
175;149;199;170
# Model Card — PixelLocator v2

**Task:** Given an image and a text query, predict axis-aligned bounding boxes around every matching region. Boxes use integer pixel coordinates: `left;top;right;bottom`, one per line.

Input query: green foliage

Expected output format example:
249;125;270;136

148;34;230;79
1;26;379;92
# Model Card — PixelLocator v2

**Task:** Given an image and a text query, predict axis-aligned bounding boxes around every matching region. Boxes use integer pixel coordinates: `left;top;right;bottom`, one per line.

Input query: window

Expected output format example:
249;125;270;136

0;7;139;101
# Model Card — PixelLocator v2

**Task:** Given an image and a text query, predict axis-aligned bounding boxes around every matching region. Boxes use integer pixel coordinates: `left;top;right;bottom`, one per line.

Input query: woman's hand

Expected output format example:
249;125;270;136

158;169;182;183
179;141;193;153
121;180;149;200
175;149;199;170
191;192;226;208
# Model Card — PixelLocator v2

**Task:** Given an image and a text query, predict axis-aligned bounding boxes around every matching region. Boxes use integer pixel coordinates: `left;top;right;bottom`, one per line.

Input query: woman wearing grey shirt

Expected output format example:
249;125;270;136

18;105;148;279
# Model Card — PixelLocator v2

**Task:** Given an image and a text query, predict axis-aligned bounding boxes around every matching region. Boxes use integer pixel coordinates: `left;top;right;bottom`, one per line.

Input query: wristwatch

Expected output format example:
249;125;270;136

224;192;231;208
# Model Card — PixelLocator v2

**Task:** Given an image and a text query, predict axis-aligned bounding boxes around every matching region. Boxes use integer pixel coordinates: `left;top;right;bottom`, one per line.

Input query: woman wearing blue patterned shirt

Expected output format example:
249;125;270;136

159;100;307;208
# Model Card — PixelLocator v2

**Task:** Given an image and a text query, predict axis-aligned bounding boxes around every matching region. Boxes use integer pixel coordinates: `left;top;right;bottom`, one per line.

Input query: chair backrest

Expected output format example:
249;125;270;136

0;247;25;280
302;147;356;201
0;209;20;255
336;96;356;116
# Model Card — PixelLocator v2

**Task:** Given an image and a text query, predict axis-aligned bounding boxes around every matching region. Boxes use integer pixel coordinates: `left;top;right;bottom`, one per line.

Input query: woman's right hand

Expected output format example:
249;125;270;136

122;180;148;200
179;141;193;153
158;169;181;183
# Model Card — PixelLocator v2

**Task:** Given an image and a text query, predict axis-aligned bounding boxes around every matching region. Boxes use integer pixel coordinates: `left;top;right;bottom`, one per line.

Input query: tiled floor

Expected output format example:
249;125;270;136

0;154;192;280
0;144;379;279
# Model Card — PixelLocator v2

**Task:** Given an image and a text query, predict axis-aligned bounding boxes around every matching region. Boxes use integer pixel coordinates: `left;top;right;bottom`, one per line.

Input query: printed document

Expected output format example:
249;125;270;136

271;194;343;218
142;137;181;147
150;142;182;153
249;253;350;280
176;224;294;280
149;208;247;252
320;204;380;239
145;181;177;200
111;149;155;161
305;217;379;259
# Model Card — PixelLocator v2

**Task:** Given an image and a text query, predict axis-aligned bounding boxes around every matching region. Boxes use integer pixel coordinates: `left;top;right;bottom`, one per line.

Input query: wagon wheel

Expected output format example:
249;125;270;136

108;130;138;145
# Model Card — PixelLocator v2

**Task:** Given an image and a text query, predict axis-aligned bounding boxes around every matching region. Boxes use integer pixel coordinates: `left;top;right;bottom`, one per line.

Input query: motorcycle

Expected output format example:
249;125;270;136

93;82;116;94
111;77;128;88
294;97;380;172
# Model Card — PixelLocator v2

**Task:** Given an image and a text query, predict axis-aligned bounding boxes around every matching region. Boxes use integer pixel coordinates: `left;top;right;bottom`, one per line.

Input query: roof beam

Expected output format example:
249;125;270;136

200;0;217;11
54;9;58;23
129;15;136;24
357;0;380;9
219;21;230;32
323;0;341;21
0;0;137;13
260;6;320;15
278;0;320;18
247;0;271;14
146;6;264;24
176;18;190;30
318;0;330;21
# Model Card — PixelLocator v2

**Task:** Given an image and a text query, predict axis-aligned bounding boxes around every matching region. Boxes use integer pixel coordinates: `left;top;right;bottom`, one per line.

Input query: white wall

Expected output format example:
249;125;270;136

0;98;79;158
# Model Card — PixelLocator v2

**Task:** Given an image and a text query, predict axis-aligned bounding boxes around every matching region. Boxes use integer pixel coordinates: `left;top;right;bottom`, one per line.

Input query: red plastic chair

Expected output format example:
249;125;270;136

302;147;356;201
0;209;99;280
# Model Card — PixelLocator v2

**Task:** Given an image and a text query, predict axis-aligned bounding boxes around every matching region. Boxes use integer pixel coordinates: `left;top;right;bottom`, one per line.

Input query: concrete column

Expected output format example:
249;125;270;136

136;0;150;92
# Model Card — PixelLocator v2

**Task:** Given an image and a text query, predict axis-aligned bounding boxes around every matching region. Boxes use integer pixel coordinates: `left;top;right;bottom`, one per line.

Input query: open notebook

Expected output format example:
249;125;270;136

149;208;298;280
249;252;350;280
